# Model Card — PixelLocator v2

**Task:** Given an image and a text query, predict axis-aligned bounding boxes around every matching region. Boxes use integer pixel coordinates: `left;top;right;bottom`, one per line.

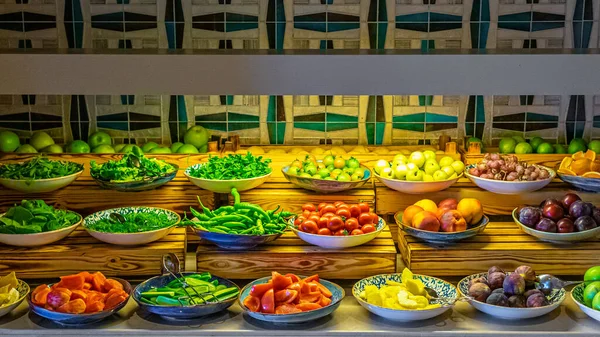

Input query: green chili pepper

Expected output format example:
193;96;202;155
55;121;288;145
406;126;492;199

197;196;214;217
213;225;232;233
267;205;280;216
234;202;270;222
231;188;241;205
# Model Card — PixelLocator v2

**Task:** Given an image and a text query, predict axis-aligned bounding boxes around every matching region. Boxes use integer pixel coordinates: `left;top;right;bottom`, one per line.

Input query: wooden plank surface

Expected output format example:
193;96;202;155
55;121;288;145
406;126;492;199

0;227;186;280
196;227;397;279
398;221;600;277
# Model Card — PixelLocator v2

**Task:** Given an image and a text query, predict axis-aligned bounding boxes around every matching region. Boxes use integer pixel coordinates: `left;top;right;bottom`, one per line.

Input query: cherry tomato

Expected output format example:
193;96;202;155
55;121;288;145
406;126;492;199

358;202;370;213
301;220;319;234
369;212;379;223
320;205;336;216
334;229;348;236
302;203;316;212
308;214;320;223
349;204;361;218
351;229;365;236
335;208;351;219
293;216;305;227
334;201;346;208
328;216;345;232
317;202;328;211
302;210;311;218
361;224;376;233
358;212;374;226
318;228;332;236
345;217;359;232
317;217;329;229
336;204;350;210
322;212;336;218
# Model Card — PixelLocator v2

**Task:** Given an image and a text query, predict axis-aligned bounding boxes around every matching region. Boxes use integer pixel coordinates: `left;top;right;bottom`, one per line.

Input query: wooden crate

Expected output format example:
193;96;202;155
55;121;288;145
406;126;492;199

398;221;600;277
196;228;397;279
459;147;569;166
0;227;186;280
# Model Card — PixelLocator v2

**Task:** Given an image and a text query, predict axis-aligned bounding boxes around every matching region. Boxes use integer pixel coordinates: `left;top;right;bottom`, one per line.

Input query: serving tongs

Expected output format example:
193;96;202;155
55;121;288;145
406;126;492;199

161;253;220;306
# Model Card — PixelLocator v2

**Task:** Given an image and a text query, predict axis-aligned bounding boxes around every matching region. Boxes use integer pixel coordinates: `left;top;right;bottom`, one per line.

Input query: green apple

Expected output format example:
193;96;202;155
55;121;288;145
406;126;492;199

423;150;436;161
30;131;54;151
199;144;208;153
171;142;184;153
149;147;172;154
423;159;441;175
354;167;366;178
593;292;600;311
65;140;90;153
406;168;424;181
88;131;112;149
406;163;417;171
92;144;115;153
142;142;159;152
183;125;210;149
450;160;465;175
449;172;458;179
337;172;351;182
423;174;434;182
380;167;395;179
374;159;390;174
439;156;454;168
441;166;455;176
41;144;63;153
433;169;449;181
0;131;20;152
351;172;363;181
176;144;200;154
409;151;425;168
299;172;312;178
15;144;37;153
318;168;330;178
120;144;137;153
287;167;300;176
114;144;126;152
312;174;322;179
392;154;407;165
583;281;600;307
394;164;408;180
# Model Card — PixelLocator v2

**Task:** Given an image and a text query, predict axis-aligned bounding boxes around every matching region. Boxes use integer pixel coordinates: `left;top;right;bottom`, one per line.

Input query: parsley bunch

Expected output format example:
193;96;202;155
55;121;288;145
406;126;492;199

188;152;271;180
0;157;83;180
90;146;176;182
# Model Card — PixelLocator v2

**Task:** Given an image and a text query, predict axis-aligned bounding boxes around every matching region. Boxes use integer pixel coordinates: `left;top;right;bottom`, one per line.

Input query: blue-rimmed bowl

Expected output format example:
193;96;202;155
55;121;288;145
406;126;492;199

394;212;489;245
353;273;456;322
239;276;344;323
185;164;271;193
557;171;600;193
290;216;386;249
458;272;565;320
512;208;600;244
133;272;239;320
83;207;180;246
282;164;371;193
571;283;600;323
28;278;131;325
0;279;29;319
193;227;283;250
91;164;178;192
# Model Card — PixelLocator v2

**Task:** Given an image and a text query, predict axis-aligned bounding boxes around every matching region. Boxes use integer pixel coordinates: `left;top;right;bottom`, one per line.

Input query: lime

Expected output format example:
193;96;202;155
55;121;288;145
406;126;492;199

0;131;20;152
141;142;159;152
66;140;91;153
536;142;554;154
553;144;567;154
583;281;600;307
594;292;600;310
514;142;533;154
588;140;600;154
512;135;526;144
569;138;588;154
499;137;517;154
585;266;600;284
529;137;545;151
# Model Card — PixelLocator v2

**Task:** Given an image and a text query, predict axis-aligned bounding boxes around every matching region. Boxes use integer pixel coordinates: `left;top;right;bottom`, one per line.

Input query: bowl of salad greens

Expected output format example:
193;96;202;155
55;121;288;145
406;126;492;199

0;200;82;247
90;146;178;192
0;157;84;193
184;152;272;193
83;207;180;246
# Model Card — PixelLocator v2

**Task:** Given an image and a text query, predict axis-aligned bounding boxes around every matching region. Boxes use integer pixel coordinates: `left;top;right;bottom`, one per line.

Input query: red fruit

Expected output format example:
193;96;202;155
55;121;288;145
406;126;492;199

317;228;332;235
542;204;564;222
561;193;581;210
557;218;574;233
351;229;364;235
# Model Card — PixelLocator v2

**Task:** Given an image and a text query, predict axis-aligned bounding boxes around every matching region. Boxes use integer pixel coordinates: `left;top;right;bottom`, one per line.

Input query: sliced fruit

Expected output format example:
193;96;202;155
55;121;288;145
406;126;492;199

571;158;592;175
591;160;600;172
572;151;586;161
557;168;577;176
582;172;600;179
401;268;414;285
585;149;597;161
559;157;573;170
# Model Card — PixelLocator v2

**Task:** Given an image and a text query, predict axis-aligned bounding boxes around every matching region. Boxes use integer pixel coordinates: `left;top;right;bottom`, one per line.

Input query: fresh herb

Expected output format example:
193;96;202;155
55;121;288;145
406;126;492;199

0;157;83;180
87;210;178;233
90;146;176;182
187;152;271;180
0;200;80;234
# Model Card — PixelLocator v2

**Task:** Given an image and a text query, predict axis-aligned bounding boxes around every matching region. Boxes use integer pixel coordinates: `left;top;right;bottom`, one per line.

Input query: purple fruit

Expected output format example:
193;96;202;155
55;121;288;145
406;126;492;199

487;266;504;278
469;276;489;288
514;265;536;286
503;273;526;295
487;272;506;290
519;207;542;228
535;218;557;233
524;289;544;298
486;292;509;306
491;288;505;294
561;193;581;210
542;204;564;222
557;218;575;233
569;200;592;218
541;198;562;209
468;283;492;302
574;215;598;232
508;295;527;308
526;293;547;308
593;207;600;225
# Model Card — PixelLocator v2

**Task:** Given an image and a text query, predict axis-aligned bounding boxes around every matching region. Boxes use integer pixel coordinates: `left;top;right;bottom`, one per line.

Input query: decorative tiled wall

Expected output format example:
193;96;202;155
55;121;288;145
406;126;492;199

0;0;598;146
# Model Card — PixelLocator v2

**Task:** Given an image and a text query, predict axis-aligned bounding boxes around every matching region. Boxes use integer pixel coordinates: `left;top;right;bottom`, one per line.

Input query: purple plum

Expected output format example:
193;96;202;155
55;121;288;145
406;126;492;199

519;207;542;228
574;215;597;232
569;200;592;218
503;273;526;296
535;218;557;233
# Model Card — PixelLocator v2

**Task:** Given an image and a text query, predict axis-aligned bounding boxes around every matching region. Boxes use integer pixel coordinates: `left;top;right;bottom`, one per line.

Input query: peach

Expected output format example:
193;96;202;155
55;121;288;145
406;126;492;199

439;210;468;232
402;205;424;227
412;211;441;232
414;199;438;213
457;198;484;225
438;198;458;211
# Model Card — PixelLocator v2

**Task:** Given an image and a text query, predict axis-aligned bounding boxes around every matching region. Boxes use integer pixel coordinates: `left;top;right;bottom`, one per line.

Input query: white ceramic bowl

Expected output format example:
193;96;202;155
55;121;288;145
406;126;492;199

458;273;566;320
290;217;386;249
0;279;29;319
571;283;600;323
184;164;271;193
464;164;554;195
512;208;600;244
83;207;180;246
0;212;82;247
373;172;462;194
0;170;83;193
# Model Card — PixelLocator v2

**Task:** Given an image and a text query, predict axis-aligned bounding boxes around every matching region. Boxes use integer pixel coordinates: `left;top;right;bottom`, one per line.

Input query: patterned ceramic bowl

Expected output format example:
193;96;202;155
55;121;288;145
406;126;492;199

185;164;272;193
239;276;344;323
91;164;178;192
512;208;600;244
0;279;29;319
571;283;600;323
394;212;489;245
558;172;600;193
282;164;371;194
464;164;554;195
290;216;386;249
83;207;180;246
353;274;456;322
458;272;566;320
193;228;283;250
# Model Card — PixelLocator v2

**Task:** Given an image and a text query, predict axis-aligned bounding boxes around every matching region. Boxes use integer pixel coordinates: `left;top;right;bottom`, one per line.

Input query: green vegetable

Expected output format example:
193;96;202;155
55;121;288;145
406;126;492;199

0;157;83;180
0;200;80;234
86;210;178;233
90;146;176;182
187;152;271;180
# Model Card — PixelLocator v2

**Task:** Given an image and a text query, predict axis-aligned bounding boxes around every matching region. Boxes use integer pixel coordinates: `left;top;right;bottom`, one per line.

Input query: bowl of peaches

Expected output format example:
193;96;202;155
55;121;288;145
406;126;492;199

394;198;489;244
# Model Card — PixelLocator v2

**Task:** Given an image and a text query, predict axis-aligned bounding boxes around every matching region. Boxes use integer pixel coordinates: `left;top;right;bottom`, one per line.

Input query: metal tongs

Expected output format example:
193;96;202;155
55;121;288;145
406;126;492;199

161;253;219;306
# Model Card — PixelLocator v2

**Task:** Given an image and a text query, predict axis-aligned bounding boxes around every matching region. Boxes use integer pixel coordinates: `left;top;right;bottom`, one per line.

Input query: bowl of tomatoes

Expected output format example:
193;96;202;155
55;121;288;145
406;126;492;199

290;202;386;249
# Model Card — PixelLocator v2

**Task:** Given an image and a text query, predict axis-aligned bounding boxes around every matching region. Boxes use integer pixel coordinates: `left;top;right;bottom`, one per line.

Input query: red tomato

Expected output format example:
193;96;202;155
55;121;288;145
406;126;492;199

275;303;302;314
336;204;350;210
301;220;319;234
274;289;298;304
261;289;275;313
317;202;328;211
317;217;329;228
317;228;332;235
369;212;379;223
334;229;348;236
351;229;365;236
309;211;320;217
333;201;346;208
243;295;261;312
302;210;311;218
361;224;376;233
320;205;336;216
349;204;361;218
250;282;273;298
344;217;359;232
358;213;374;226
302;203;316;212
308;214;320;223
358;202;370;213
272;272;293;290
327;216;345;232
322;212;336;218
335;208;351;219
293;216;305;227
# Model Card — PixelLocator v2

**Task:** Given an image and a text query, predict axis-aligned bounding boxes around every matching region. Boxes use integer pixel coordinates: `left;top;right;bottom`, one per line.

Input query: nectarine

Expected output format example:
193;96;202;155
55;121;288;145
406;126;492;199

438;198;458;211
439;210;468;232
457;198;484;225
414;199;438;213
402;205;424;227
412;211;441;232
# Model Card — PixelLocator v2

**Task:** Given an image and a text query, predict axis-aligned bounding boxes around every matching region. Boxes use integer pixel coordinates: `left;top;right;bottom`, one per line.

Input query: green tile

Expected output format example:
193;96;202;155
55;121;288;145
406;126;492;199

294;122;325;132
425;113;458;123
393;123;424;132
228;112;260;123
392;113;425;123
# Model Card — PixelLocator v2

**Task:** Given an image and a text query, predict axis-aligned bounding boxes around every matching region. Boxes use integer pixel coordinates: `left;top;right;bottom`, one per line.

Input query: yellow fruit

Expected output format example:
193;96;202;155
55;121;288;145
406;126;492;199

330;146;347;155
408;295;429;308
247;146;264;154
558;168;577;176
310;147;325;155
373;148;390;154
414;199;438;213
571;158;592;175
572;151;586;161
401;268;414;285
591;160;600;172
585;150;597;162
583;172;600;179
267;149;286;154
288;147;305;154
559;157;573;170
405;279;426;297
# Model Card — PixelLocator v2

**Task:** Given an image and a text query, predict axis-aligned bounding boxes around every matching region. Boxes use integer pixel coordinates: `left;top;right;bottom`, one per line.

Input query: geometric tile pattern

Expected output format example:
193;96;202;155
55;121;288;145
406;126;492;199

0;0;598;146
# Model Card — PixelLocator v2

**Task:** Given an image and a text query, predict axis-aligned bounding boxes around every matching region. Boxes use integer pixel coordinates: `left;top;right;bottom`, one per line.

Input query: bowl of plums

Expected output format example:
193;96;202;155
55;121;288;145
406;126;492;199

465;153;555;195
513;193;600;243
